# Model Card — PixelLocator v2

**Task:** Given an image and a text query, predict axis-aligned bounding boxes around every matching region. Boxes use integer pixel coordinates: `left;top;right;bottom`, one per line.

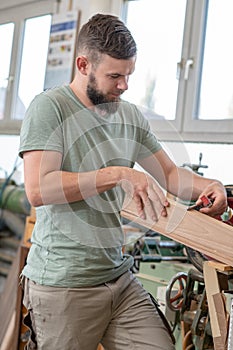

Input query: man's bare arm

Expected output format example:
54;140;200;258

138;149;227;216
23;150;168;220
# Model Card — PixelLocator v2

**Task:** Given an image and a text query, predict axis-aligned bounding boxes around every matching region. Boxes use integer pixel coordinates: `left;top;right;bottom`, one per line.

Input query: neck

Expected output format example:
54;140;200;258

69;79;108;116
69;78;93;108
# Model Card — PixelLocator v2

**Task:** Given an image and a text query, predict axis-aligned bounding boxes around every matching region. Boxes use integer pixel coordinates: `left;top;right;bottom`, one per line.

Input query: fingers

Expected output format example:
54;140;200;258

197;182;227;216
134;184;168;221
200;200;227;216
151;183;170;209
120;168;169;221
133;194;146;219
137;191;159;221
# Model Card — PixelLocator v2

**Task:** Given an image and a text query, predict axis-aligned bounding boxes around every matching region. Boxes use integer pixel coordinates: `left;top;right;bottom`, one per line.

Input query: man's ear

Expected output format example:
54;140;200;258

76;56;89;75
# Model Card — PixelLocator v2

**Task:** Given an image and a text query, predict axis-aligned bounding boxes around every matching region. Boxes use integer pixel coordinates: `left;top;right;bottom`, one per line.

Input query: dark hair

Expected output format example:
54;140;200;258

76;13;137;63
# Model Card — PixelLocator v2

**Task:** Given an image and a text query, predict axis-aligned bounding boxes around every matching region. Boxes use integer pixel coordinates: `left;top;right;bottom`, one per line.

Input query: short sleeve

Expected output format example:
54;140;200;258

19;93;63;158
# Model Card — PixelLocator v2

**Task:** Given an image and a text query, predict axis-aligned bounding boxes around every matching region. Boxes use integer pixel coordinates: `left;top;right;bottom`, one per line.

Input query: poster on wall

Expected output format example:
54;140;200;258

44;11;79;90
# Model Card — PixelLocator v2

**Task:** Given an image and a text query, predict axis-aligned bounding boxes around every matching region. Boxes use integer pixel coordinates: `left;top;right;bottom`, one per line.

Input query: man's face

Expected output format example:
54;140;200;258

86;54;136;114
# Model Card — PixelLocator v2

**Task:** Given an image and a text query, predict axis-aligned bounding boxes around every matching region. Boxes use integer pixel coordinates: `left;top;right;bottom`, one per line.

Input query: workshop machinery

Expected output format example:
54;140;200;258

124;178;233;349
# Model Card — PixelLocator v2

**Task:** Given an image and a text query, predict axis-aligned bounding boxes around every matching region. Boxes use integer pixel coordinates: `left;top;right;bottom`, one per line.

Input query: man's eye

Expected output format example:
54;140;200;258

110;75;120;79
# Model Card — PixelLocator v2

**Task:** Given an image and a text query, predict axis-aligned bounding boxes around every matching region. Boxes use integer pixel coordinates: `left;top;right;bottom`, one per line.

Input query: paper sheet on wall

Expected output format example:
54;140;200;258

44;11;79;90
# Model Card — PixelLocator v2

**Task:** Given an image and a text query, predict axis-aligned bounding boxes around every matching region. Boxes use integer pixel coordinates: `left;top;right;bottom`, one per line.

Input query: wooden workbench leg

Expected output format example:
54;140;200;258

203;261;228;350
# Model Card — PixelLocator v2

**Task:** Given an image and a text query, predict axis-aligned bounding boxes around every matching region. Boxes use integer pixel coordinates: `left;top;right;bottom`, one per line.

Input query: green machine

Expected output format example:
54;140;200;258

125;228;216;350
0;180;30;237
126;231;192;349
0;181;30;215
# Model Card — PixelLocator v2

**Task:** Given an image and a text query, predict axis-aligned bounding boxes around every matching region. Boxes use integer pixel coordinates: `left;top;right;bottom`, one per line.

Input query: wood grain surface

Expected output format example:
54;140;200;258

121;196;233;266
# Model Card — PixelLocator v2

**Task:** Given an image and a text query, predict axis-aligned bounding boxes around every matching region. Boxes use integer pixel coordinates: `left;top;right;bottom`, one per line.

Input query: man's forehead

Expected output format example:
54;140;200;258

97;54;136;74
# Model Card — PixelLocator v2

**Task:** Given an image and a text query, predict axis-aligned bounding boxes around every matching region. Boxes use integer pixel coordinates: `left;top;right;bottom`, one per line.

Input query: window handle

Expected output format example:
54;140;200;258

6;75;14;91
184;58;194;80
176;58;185;80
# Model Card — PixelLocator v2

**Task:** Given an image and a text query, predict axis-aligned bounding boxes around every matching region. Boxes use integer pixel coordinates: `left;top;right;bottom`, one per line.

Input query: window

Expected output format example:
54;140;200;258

0;22;14;120
14;15;51;120
124;0;186;122
198;1;233;120
124;0;233;142
0;1;53;133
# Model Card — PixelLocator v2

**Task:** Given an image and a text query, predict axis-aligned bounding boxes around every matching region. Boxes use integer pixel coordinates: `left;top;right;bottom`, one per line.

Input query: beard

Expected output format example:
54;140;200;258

87;73;122;114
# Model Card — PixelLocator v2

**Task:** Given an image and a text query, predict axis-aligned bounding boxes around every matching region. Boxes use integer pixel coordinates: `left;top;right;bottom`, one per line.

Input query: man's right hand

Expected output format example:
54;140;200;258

119;168;169;221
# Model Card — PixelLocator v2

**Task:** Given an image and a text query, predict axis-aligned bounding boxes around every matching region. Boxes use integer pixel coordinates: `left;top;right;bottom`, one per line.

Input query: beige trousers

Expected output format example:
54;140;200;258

23;271;175;350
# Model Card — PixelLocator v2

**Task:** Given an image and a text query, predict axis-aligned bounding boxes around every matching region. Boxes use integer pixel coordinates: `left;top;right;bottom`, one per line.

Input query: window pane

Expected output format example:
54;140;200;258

198;0;233;120
0;22;14;120
14;14;51;120
125;0;186;120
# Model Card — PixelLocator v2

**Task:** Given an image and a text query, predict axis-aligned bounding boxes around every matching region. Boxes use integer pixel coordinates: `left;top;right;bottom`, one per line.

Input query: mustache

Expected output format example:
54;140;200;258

118;90;124;95
111;90;124;97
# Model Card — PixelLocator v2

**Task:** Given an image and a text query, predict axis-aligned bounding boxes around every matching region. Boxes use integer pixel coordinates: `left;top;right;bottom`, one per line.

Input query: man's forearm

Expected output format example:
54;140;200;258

28;166;123;207
166;166;209;201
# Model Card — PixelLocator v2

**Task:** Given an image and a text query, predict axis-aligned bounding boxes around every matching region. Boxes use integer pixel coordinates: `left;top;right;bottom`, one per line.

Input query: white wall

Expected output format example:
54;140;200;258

0;0;123;23
69;0;123;26
0;0;38;10
163;142;233;185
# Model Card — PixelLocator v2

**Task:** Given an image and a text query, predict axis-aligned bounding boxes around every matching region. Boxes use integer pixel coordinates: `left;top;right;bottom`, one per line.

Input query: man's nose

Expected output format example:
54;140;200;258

117;77;129;91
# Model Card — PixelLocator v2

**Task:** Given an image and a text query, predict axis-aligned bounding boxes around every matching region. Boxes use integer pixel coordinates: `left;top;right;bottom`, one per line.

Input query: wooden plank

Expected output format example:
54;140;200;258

0;247;20;345
97;345;104;350
0;249;16;263
203;261;228;350
207;260;233;272
12;245;29;350
203;261;221;338
0;311;16;350
0;236;20;249
22;216;35;248
0;265;11;276
121;197;233;266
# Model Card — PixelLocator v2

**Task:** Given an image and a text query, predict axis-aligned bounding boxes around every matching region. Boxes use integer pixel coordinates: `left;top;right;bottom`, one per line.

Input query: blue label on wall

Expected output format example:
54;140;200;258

51;20;76;33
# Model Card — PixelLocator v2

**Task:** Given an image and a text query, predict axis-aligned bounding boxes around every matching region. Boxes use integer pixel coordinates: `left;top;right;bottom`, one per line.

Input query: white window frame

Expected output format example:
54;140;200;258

0;0;54;134
182;0;233;142
124;0;233;143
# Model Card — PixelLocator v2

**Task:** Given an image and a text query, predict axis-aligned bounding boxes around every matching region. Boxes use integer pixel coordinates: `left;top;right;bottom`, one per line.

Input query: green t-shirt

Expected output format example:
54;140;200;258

19;85;161;287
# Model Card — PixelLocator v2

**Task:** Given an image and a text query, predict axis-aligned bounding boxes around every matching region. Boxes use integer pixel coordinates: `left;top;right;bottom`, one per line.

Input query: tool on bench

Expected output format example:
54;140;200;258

187;195;213;211
188;190;233;222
